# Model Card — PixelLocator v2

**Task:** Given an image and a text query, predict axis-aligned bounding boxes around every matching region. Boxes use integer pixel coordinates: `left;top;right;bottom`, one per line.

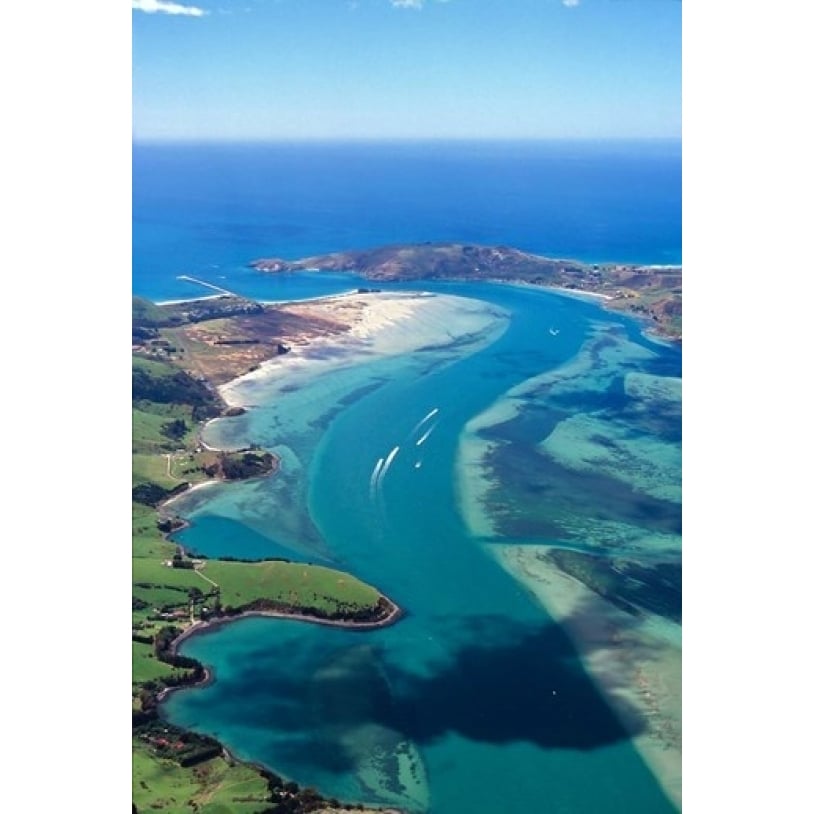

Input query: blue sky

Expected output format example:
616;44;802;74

134;0;681;140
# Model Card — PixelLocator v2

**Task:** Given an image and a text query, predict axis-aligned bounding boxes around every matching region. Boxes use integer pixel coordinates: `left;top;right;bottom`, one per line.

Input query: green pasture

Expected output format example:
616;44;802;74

133;405;196;454
133;355;179;379
133;641;193;685
133;742;270;814
133;504;175;560
171;452;218;483
130;334;390;813
133;583;194;611
133;453;180;489
202;560;381;613
133;558;209;591
133;297;176;329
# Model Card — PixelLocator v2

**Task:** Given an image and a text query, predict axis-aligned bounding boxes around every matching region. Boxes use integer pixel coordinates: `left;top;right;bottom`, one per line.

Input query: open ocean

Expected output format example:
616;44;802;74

133;140;680;302
135;140;682;813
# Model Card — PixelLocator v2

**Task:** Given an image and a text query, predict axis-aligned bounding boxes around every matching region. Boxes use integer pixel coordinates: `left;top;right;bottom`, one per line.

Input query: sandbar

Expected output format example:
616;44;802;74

216;290;508;410
493;544;681;809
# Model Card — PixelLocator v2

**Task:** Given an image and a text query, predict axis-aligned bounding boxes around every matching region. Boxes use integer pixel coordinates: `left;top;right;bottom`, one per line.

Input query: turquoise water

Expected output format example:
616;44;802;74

163;281;680;813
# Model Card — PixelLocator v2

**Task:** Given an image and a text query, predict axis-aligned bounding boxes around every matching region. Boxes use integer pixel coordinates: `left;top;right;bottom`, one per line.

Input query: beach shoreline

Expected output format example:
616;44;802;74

207;289;509;413
151;292;427;735
248;241;681;342
155;293;224;306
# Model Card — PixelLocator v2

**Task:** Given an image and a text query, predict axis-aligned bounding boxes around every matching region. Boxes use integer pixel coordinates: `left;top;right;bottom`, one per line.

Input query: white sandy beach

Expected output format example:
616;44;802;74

155;293;224;306
503;280;614;302
160;478;220;509
216;290;508;410
548;287;613;302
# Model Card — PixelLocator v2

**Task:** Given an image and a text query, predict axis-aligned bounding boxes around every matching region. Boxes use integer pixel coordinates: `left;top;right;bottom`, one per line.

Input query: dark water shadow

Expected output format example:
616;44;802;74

380;611;646;752
179;608;656;780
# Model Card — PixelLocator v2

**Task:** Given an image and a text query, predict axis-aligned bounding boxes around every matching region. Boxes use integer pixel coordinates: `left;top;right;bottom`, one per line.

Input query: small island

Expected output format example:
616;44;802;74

251;242;682;340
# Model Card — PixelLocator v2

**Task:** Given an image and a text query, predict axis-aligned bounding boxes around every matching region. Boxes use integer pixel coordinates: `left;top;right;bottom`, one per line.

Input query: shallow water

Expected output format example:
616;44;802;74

163;281;681;813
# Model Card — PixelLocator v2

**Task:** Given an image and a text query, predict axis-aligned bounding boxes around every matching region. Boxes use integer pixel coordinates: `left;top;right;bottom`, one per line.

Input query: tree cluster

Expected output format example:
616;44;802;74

132;366;220;420
161;418;188;441
132;481;189;507
219;450;276;480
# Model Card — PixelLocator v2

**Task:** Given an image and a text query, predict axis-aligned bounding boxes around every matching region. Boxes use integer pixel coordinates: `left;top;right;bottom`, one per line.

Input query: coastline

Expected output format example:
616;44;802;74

143;296;422;810
498;279;681;343
156;597;404;705
208;289;509;413
155;293;224;306
545;286;613;302
258;287;362;306
248;241;681;343
155;290;483;668
160;478;219;508
500;278;613;302
138;277;679;811
156;453;281;521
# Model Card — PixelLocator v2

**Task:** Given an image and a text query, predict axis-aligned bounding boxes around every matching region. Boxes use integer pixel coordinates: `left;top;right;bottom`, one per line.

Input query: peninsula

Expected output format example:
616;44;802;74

132;294;412;814
251;242;682;340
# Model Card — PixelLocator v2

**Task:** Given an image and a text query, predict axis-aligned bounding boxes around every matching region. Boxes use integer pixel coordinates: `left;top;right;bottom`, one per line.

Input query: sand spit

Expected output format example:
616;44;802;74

216;290;508;410
160;478;219;508
505;281;614;303
493;544;681;809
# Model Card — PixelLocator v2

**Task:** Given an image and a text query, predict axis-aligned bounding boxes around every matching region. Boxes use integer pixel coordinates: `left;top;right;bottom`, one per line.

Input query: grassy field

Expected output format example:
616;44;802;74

133;405;197;454
133;297;179;328
202;560;382;614
133;583;194;611
133;503;175;560
133;453;181;489
133;742;270;814
131;326;392;814
133;354;181;379
168;450;222;483
133;557;209;590
133;641;194;685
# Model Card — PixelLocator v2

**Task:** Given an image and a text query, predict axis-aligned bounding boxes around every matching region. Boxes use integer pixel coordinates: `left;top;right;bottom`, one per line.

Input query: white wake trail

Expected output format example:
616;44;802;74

369;457;385;498
416;423;437;447
409;407;439;437
378;445;400;487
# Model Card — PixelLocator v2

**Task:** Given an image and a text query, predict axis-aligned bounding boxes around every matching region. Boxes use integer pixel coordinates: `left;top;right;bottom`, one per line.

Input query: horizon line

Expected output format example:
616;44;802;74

133;135;682;146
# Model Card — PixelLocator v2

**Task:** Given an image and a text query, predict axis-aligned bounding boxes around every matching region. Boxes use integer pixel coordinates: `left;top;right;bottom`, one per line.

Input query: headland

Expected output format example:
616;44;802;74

251;242;682;340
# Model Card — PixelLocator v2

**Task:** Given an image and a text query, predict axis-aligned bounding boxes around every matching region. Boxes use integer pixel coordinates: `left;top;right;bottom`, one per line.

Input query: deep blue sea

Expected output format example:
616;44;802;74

135;141;682;813
133;140;680;302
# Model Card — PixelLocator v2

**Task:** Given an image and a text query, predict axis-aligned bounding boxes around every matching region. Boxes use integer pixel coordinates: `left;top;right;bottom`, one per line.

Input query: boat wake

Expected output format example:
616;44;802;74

409;407;439;437
369;457;385;499
370;408;441;503
379;446;400;485
416;423;437;447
